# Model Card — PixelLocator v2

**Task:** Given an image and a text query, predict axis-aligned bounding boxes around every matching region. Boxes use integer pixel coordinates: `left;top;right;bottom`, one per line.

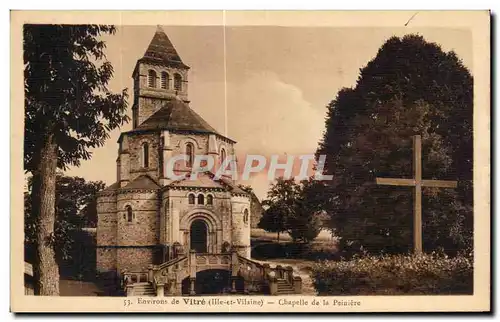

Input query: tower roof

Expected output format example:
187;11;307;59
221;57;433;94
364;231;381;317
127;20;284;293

126;98;235;143
137;26;190;69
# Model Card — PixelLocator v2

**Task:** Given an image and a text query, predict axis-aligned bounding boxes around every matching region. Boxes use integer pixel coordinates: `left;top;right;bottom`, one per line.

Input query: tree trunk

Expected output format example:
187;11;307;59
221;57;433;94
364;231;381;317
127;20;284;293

277;231;280;243
31;133;59;295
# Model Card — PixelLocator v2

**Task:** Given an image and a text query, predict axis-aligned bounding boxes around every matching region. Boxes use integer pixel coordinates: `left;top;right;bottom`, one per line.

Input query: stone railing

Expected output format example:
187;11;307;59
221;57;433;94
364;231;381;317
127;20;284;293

121;270;149;296
151;255;188;297
237;255;267;294
123;251;302;297
237;255;302;295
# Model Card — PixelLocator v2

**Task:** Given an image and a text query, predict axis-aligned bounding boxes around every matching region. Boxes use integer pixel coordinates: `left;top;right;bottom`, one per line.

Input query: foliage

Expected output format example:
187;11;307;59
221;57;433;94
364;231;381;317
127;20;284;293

258;178;323;243
24;24;129;172
311;252;473;295
316;34;473;255
25;174;105;278
24;24;128;293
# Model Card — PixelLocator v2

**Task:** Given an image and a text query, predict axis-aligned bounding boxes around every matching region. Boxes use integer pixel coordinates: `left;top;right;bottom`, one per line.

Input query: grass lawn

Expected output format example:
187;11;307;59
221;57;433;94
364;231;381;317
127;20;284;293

250;228;337;243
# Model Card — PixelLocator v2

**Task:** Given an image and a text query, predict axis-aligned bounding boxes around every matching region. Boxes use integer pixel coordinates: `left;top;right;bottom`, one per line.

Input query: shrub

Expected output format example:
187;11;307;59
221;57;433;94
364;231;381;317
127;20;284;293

311;252;473;295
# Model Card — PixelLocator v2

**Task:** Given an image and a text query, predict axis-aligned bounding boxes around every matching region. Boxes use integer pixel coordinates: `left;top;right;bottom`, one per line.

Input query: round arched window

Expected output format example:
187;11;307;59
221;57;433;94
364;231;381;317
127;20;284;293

243;209;249;224
161;71;169;89
185;143;194;168
148;70;157;88
197;194;205;205
141;142;149;168
126;205;133;222
220;148;226;165
174;73;182;91
188;193;195;205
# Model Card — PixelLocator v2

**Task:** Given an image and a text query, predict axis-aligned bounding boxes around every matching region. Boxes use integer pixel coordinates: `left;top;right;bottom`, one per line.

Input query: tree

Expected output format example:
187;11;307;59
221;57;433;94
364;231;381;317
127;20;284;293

317;35;473;256
258;178;323;244
258;178;297;243
24;174;105;278
24;25;129;295
288;179;324;243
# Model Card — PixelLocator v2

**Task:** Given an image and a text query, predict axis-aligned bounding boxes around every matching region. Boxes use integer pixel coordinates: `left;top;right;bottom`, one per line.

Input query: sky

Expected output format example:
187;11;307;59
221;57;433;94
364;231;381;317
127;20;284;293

65;25;473;200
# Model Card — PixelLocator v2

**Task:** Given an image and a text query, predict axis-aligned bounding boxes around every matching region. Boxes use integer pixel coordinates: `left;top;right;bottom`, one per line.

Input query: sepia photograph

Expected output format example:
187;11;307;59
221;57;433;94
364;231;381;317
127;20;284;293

11;10;490;312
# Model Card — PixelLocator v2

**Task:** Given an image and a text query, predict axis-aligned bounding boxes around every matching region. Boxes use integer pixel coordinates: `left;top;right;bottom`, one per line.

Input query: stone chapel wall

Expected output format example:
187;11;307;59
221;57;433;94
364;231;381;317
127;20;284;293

127;133;161;182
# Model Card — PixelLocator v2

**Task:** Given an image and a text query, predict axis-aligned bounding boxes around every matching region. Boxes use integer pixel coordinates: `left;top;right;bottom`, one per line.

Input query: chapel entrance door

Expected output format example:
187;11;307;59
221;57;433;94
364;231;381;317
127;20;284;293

190;219;208;253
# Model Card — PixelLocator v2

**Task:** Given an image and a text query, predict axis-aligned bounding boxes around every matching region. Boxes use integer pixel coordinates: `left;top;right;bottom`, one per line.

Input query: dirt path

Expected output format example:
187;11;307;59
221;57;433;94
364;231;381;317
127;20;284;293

253;259;317;295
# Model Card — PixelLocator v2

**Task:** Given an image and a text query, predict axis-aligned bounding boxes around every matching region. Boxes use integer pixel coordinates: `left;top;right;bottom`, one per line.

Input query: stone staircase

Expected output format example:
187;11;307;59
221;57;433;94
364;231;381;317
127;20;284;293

276;278;295;294
130;282;156;296
122;251;303;296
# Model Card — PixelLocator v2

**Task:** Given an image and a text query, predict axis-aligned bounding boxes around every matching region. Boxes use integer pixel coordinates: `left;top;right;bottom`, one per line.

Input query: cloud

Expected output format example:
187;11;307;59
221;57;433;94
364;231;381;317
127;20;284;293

228;71;325;156
227;71;326;199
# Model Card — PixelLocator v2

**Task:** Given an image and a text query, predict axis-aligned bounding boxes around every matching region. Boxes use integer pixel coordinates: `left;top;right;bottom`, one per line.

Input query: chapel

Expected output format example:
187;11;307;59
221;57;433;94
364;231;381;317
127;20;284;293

96;27;253;277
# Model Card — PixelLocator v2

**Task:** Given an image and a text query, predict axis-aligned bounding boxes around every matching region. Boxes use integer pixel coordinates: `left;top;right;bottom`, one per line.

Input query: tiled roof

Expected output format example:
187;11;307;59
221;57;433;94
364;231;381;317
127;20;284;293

102;181;120;192
131;98;226;138
138;27;189;69
168;172;248;195
123;175;161;190
169;172;226;189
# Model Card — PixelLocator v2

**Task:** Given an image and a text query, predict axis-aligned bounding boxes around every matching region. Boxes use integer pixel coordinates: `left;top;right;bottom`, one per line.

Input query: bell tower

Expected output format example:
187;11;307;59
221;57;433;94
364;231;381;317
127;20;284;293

131;26;190;128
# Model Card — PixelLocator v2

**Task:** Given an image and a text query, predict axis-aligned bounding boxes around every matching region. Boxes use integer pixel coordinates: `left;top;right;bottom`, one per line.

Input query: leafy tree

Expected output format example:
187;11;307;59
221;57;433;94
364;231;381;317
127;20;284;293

25;174;106;279
316;35;473;256
258;178;297;242
24;25;129;294
258;178;323;243
288;179;325;243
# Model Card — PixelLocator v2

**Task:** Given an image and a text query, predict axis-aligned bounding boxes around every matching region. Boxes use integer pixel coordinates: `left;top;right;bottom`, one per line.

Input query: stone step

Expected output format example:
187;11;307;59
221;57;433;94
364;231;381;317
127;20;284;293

278;287;294;291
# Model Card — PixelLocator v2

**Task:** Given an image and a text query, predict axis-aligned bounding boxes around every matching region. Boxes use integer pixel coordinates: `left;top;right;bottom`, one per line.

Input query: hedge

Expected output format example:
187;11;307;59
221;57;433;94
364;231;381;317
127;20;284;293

311;252;473;295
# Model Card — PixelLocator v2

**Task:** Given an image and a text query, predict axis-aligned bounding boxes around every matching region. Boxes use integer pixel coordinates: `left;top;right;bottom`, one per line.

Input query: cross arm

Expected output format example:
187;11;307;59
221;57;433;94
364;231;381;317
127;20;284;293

376;177;415;186
421;180;458;188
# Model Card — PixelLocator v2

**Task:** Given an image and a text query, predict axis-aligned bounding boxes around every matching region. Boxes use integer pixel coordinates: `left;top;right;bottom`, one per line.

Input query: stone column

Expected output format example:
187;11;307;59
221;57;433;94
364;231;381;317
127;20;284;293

126;285;134;296
230;277;237;293
156;284;165;297
148;265;154;282
189;278;196;295
286;266;294;284
189;250;197;277
293;276;302;294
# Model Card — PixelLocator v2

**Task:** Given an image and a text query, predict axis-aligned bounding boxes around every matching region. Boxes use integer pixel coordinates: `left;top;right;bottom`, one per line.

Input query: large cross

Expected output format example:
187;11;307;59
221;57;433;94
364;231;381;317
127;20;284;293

375;135;458;254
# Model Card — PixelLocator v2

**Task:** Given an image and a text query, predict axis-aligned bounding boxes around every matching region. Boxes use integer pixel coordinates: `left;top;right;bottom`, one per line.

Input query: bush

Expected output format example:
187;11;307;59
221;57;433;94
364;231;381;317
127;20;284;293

311;252;473;295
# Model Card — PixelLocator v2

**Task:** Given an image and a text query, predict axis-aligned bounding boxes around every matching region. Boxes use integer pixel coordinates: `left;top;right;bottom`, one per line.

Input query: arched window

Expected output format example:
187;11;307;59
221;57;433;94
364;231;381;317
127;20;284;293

185;143;194;168
142;142;149;168
207;195;213;205
148;70;157;88
126;206;133;222
174;73;182;91
161;72;169;89
197;194;204;205
188;193;195;205
243;209;249;224
220;148;226;165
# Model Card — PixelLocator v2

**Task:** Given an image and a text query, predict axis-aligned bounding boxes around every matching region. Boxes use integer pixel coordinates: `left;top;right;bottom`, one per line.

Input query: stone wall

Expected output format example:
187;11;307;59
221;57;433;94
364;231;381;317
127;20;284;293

230;195;251;257
96;193;117;246
96;248;117;273
117;248;156;273
116;190;160;246
127;132;161;183
165;188;233;253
